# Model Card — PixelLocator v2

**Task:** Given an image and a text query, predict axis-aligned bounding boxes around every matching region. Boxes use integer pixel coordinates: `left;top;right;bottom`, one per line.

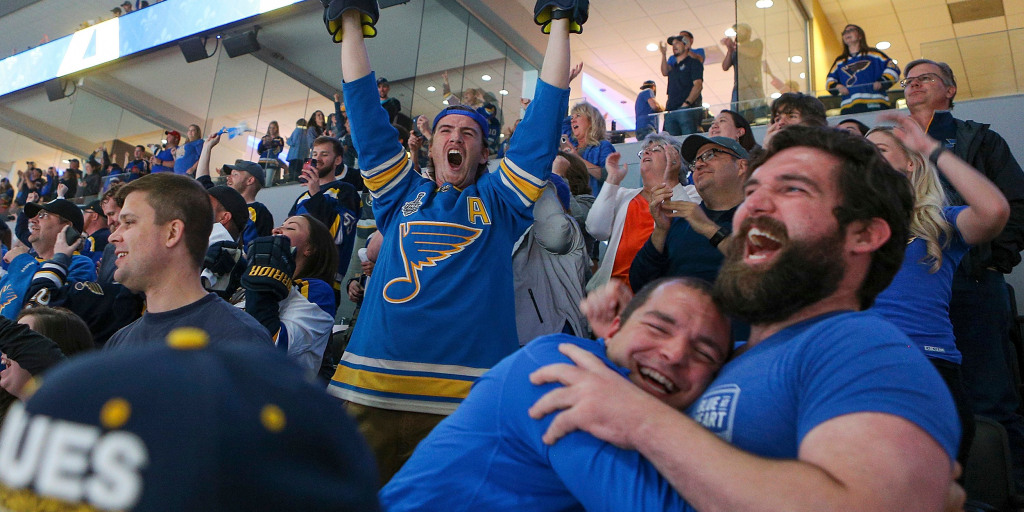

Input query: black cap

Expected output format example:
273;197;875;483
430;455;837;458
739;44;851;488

81;199;104;216
207;186;248;235
25;199;84;233
641;80;656;90
376;77;389;86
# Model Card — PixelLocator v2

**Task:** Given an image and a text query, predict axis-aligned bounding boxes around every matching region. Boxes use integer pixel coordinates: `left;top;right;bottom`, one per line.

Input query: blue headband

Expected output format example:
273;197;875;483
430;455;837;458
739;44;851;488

432;107;490;139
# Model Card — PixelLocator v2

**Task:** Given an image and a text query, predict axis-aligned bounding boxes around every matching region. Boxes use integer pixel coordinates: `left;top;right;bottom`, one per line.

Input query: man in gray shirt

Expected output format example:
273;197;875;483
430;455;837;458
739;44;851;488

104;174;270;350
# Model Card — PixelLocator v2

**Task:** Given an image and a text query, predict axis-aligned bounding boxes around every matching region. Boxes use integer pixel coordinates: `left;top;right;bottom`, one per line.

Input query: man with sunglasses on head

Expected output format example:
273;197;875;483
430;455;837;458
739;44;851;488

903;58;1024;491
659;31;704;136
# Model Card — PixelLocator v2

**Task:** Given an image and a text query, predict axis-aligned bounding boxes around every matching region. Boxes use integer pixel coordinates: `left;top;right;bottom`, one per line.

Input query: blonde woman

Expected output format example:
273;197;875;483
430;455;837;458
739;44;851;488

867;113;1009;466
563;101;617;195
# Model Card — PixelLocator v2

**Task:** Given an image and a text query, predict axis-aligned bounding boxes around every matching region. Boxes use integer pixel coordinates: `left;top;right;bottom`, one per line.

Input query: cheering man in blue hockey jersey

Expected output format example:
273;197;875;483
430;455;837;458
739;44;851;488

322;0;581;481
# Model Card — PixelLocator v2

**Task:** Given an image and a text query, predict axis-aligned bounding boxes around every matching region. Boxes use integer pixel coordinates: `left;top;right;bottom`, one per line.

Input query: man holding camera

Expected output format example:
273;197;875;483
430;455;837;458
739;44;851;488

288;135;360;302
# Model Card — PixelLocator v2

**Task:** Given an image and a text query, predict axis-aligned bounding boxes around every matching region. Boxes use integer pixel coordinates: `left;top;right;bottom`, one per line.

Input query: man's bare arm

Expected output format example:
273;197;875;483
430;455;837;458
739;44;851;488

530;344;954;512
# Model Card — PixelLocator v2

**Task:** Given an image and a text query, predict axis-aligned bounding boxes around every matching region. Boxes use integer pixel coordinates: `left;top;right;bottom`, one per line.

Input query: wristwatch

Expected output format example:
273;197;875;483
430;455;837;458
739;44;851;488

709;228;729;247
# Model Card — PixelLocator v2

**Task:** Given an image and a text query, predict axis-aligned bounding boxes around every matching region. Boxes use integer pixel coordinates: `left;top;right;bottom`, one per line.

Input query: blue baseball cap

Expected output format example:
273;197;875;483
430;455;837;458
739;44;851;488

0;328;381;511
432;106;490;138
548;173;572;211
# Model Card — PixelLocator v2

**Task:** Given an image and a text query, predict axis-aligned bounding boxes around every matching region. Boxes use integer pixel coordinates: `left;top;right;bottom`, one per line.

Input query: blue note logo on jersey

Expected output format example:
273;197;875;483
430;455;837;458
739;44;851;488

840;60;872;86
383;221;482;304
692;383;740;442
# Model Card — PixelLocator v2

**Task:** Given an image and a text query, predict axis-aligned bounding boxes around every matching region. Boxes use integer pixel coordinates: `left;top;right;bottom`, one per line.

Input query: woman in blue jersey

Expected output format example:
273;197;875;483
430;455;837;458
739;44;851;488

244;214;338;374
868;114;1009;466
826;24;900;114
563;101;618;195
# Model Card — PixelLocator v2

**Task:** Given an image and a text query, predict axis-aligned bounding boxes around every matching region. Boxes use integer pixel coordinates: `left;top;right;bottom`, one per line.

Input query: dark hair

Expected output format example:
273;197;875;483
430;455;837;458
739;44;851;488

307;110;326;136
719;110;757;151
836;118;870;136
770;92;827;127
837;25;868;58
134;145;145;152
394;124;410;149
118;174;213;270
312;136;344;159
429;105;490;179
17;307;94;356
295;214;339;287
557;151;592;196
749;125;914;309
619;277;716;325
904;59;957;108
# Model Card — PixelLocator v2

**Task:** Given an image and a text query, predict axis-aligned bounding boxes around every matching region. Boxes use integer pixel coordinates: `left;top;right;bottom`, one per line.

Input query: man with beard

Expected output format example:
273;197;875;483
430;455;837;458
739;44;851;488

528;125;964;511
323;3;574;482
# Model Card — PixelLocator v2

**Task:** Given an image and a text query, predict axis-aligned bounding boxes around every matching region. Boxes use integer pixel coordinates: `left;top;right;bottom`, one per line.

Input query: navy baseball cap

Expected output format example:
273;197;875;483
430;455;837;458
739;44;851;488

82;199;105;216
225;159;266;186
432;106;490;139
0;328;381;511
207;185;249;235
25;198;84;233
680;134;750;163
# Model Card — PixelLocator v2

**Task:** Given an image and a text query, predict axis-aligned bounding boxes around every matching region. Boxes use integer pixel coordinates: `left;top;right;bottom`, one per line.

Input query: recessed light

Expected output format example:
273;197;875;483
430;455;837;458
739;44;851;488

499;89;509;95
756;0;773;8
442;100;449;105
724;28;736;37
799;72;806;79
770;92;782;99
892;59;898;65
702;102;710;108
646;43;658;51
161;139;167;144
481;74;491;81
876;41;891;50
789;55;803;63
427;86;436;92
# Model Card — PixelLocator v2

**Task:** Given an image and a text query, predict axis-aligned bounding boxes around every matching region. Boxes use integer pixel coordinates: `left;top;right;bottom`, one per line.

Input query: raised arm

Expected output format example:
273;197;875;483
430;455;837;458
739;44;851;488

883;112;1009;244
195;133;221;182
339;11;372;83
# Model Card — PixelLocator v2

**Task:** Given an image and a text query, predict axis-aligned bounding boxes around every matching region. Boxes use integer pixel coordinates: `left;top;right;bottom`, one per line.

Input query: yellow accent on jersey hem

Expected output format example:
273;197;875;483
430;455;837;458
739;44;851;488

333;367;474;399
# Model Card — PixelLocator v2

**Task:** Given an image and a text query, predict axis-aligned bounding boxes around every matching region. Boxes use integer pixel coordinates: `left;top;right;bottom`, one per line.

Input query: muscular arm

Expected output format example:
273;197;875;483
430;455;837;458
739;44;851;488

530;344;954;512
684;79;703;106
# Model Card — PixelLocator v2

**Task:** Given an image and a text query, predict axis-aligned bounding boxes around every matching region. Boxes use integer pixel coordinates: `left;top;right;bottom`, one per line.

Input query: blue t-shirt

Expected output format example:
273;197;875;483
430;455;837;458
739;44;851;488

151;147;175;174
380;334;692;512
579;140;615;196
635;89;655;131
174;138;203;175
688;311;961;461
871;206;968;364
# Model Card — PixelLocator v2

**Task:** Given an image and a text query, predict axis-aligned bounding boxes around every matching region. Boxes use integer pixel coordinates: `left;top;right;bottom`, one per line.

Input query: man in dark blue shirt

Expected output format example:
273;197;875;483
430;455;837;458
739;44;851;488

659;31;703;136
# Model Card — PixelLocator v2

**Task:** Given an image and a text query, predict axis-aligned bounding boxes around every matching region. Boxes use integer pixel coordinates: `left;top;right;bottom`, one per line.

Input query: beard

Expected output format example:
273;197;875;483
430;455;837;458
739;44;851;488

713;216;846;325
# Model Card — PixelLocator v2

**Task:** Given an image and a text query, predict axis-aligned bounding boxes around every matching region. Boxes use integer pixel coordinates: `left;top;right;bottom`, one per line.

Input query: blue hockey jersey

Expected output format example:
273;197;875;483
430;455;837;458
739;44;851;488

826;49;900;112
329;72;569;414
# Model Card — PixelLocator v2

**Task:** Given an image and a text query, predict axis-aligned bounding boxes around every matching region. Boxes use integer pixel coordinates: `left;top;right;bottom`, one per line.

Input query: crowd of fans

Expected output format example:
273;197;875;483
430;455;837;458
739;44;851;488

0;2;1022;510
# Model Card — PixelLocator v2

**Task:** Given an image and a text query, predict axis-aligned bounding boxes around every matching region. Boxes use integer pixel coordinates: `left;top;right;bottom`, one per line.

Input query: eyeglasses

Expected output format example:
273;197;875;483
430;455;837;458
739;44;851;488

637;145;668;158
899;73;941;88
689;148;738;170
34;211;52;220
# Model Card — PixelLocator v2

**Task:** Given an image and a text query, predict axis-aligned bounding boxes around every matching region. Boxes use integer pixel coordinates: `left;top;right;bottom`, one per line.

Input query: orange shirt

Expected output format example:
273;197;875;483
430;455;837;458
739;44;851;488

610;194;653;288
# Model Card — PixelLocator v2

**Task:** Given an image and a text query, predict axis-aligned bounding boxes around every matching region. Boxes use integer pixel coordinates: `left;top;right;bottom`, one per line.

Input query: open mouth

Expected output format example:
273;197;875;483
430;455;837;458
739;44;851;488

745;227;783;262
638;365;678;395
447;149;464;168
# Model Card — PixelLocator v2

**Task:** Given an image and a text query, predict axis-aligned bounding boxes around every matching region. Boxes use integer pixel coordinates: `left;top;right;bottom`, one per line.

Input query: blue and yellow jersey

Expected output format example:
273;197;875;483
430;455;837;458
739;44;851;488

826;49;900;112
241;201;274;247
330;72;569;415
289;180;360;297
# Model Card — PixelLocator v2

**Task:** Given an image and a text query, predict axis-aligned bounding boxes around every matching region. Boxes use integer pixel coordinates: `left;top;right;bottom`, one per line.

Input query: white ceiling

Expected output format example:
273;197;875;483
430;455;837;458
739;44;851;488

0;0;1022;174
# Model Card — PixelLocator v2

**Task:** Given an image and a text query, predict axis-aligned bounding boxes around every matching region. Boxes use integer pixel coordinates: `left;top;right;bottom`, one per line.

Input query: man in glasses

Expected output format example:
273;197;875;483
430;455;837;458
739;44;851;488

585;133;699;291
629;134;748;305
904;58;1024;491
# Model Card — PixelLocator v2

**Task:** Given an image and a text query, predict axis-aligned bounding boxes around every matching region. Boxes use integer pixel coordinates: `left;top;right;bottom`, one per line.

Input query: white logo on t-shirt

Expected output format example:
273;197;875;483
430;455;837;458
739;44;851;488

692;383;740;442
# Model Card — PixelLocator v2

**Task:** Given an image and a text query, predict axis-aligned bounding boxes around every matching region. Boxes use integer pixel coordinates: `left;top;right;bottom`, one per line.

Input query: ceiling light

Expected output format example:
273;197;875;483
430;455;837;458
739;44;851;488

427;85;436;92
789;55;803;63
755;0;773;8
876;41;891;50
646;43;658;51
799;72;806;79
701;102;710;108
770;92;782;99
499;89;509;95
161;139;167;144
724;28;737;37
892;59;898;64
442;100;449;105
481;74;491;81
